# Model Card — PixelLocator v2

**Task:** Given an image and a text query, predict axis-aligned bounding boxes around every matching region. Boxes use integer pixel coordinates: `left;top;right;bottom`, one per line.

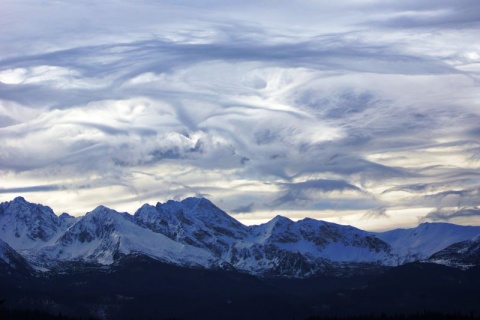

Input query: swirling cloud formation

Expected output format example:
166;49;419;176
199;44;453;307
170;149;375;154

1;0;479;230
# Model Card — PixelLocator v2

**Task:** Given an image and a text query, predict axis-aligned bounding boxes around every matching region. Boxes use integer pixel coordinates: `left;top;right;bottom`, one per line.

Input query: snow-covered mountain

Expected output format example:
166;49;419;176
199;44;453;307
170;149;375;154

0;238;33;275
1;196;480;277
134;198;396;276
428;234;480;268
134;198;248;257
223;215;397;276
376;222;480;262
248;216;393;263
36;205;229;269
135;200;314;276
0;197;76;251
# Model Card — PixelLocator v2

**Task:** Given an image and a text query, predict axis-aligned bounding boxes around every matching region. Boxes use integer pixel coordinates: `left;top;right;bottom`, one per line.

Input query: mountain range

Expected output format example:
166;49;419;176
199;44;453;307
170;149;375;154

2;196;480;319
1;196;480;277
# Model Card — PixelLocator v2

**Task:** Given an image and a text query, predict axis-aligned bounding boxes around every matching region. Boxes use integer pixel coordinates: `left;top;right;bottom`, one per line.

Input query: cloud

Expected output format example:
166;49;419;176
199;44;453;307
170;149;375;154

422;187;480;208
362;207;390;220
271;179;373;209
423;207;480;222
367;1;480;29
0;0;479;229
382;179;475;195
0;185;61;194
230;202;255;214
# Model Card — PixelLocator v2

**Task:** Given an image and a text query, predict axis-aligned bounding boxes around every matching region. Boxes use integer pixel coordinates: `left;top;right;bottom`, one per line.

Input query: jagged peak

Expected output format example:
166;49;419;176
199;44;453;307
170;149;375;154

135;203;156;213
297;217;317;223
88;205;111;214
297;217;348;227
13;196;27;202
159;197;204;206
1;196;56;218
269;215;293;225
296;218;365;234
134;203;162;220
59;212;73;219
180;197;215;209
5;196;34;207
57;212;77;229
253;215;294;235
296;217;327;226
85;205;131;221
138;203;155;210
181;196;203;203
8;196;48;209
160;197;229;217
155;197;219;210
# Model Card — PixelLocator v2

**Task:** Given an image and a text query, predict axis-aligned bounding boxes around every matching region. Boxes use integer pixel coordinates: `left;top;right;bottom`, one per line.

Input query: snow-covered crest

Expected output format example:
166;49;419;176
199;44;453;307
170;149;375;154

376;222;480;262
1;197;480;277
38;204;226;268
0;196;76;251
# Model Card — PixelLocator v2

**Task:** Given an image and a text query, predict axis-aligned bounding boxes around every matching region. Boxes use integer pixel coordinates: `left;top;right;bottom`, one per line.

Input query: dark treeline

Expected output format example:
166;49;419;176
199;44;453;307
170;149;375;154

2;308;480;320
307;312;480;320
0;307;98;320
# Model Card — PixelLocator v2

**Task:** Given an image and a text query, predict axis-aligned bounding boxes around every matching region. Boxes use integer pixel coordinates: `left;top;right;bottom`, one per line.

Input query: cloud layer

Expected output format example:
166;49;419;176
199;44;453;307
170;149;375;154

1;0;480;230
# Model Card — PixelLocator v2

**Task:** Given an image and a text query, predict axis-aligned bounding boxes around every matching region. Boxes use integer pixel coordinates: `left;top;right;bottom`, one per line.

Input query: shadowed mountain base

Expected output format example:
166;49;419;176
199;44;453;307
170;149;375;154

1;255;480;320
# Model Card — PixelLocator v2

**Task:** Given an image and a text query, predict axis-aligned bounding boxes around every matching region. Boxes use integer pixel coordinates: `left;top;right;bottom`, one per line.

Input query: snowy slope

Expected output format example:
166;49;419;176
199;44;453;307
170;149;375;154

136;203;320;276
248;216;393;263
376;222;480;262
0;238;32;274
2;196;480;277
136;200;394;276
135;197;248;256
136;200;396;276
428;234;480;268
38;205;228;269
0;197;76;251
225;241;335;277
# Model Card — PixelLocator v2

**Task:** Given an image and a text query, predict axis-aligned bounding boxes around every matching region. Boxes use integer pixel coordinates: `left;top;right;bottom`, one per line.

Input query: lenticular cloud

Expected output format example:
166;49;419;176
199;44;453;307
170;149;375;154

1;0;480;229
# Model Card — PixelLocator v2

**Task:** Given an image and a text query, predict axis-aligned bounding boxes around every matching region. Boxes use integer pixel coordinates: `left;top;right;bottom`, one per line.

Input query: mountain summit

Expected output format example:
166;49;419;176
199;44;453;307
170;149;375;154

1;197;480;277
0;197;75;251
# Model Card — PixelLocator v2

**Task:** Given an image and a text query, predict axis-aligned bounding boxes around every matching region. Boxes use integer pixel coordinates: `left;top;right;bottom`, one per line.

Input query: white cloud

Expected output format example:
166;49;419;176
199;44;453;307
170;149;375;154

0;0;479;229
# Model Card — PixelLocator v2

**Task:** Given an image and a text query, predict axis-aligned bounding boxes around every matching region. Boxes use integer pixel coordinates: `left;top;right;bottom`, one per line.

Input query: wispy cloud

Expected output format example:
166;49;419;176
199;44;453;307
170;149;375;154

423;207;480;222
0;0;479;229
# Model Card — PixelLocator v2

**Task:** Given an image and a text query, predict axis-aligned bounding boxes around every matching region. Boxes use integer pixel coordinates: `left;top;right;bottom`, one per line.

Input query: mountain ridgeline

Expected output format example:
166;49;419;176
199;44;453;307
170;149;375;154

2;197;480;320
1;196;480;277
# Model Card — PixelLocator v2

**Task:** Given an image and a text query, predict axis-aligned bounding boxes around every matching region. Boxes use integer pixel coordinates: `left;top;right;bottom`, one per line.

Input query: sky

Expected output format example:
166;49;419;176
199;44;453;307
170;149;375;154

0;0;479;230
